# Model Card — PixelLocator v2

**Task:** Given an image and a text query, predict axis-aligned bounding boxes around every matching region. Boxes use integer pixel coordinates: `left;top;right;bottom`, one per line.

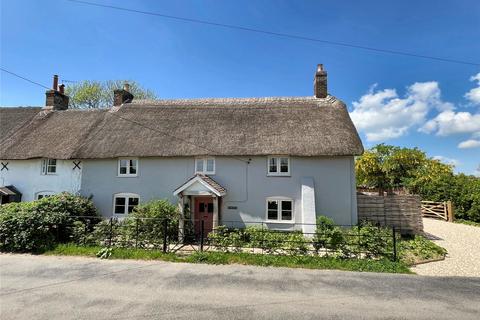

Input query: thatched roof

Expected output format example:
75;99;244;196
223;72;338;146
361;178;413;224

0;107;41;140
0;96;363;160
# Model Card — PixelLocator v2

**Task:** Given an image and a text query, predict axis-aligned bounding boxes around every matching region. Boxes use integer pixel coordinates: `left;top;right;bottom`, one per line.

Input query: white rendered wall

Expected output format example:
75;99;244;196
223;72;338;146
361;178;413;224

0;159;82;201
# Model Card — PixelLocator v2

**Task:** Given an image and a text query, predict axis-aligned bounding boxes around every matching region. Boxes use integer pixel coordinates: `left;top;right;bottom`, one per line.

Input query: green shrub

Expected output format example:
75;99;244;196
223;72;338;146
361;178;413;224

284;231;309;255
0;193;100;252
124;199;180;248
350;222;393;258
207;226;245;252
399;235;447;265
313;216;345;254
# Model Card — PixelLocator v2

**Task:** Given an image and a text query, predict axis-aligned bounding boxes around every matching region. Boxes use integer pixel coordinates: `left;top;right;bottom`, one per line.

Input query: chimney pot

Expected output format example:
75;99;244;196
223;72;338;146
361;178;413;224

59;84;65;94
314;64;328;98
53;75;59;91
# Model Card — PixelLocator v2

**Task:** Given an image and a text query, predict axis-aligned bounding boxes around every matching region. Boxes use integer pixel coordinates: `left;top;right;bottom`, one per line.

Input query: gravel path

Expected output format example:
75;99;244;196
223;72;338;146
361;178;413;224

412;218;480;277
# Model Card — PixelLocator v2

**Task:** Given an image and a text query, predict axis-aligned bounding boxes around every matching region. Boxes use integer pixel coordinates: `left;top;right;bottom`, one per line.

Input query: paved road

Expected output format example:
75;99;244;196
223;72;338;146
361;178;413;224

1;254;479;320
412;218;480;277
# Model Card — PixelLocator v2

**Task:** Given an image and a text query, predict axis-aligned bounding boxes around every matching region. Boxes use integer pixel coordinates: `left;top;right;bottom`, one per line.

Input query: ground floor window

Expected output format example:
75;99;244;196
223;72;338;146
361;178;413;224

266;197;294;222
113;193;139;215
36;191;55;200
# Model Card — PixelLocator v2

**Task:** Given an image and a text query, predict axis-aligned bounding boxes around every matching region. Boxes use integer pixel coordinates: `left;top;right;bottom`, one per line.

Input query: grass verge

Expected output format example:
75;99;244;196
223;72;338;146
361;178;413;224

454;219;480;227
44;243;412;274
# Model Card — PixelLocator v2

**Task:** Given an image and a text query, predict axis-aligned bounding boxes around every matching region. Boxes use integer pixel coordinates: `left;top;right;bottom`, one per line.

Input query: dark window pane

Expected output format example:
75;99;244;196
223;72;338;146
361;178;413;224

199;203;205;213
280;158;289;173
269;158;277;173
127;197;139;213
281;201;292;220
207;203;214;213
281;201;292;211
115;197;126;206
130;166;137;174
120;166;127;174
114;197;126;214
268;210;278;220
281;210;292;221
267;200;278;220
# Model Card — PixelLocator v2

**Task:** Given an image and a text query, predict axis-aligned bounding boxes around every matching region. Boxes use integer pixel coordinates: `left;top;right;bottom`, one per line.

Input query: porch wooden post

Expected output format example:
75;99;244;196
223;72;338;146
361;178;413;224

178;196;185;242
213;196;219;229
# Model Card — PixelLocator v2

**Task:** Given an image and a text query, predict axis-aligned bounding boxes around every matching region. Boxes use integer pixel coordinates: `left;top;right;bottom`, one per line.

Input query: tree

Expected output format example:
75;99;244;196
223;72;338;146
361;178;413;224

355;144;428;194
356;144;480;222
65;80;157;109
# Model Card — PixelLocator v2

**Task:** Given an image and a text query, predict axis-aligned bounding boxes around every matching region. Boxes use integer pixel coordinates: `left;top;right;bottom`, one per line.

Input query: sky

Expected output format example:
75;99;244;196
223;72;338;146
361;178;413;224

1;0;479;175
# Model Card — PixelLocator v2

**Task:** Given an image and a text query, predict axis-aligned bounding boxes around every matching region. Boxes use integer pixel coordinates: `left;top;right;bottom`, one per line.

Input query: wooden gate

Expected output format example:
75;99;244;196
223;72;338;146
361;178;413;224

421;201;454;221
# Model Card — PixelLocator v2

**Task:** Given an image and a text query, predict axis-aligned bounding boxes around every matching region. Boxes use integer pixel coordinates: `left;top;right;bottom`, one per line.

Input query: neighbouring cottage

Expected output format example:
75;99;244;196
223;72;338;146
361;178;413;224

0;65;363;235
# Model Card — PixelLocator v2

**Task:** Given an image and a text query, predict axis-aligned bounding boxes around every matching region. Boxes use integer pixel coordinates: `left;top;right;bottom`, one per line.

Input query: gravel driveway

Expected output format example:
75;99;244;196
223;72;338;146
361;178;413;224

412;218;480;277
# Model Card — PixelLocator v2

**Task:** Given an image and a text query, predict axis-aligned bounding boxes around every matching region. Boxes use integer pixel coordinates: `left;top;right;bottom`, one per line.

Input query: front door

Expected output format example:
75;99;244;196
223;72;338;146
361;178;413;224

194;197;214;237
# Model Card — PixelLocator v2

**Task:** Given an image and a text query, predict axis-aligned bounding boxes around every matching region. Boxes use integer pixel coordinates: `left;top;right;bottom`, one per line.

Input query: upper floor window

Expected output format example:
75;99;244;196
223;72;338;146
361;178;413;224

113;193;139;215
266;197;294;222
195;157;215;175
41;159;57;175
267;156;290;176
118;158;138;177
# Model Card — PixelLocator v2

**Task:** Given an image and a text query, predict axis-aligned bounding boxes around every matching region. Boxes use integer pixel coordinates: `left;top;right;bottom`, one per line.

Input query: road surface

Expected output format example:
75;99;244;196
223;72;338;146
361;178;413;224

1;254;479;319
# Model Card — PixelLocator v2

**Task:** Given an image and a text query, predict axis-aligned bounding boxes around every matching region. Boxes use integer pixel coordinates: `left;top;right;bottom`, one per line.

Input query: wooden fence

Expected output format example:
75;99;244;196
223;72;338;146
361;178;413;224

357;194;423;235
421;200;454;221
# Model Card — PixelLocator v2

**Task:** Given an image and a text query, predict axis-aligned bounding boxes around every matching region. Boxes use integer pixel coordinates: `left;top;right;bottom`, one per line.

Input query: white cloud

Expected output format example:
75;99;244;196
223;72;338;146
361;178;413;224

420;110;480;136
458;139;480;149
465;73;480;105
432;156;460;167
350;81;450;142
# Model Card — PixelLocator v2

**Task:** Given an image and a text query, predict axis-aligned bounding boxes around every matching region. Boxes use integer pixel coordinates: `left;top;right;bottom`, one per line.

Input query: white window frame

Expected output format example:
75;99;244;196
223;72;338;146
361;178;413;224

41;159;57;175
195;157;215;175
117;158;139;177
265;197;294;223
113;193;140;216
267;156;290;176
36;191;55;200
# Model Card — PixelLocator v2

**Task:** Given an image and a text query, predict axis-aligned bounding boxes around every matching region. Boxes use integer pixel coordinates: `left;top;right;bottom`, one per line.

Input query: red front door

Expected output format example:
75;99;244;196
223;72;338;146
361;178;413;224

194;197;214;237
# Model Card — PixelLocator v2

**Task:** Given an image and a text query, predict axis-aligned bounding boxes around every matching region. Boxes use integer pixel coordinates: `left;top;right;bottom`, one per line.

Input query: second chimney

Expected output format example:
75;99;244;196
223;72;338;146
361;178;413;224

45;75;69;110
113;83;134;106
314;64;328;98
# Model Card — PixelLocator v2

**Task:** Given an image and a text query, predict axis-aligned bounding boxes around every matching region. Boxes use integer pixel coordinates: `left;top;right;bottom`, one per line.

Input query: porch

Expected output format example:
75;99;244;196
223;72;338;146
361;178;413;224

173;174;227;239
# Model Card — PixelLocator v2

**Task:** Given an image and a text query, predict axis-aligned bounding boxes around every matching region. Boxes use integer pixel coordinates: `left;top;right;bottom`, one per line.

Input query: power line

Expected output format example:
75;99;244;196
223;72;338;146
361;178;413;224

66;0;480;67
0;65;250;163
0;67;50;90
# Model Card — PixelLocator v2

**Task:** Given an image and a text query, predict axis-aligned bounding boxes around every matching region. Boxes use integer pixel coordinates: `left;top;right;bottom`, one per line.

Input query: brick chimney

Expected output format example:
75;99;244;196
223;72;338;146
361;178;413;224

45;75;69;110
113;83;134;106
314;64;327;98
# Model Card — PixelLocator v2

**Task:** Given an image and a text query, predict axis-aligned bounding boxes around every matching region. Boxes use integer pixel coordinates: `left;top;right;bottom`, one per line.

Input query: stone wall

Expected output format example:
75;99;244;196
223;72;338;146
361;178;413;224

357;193;423;235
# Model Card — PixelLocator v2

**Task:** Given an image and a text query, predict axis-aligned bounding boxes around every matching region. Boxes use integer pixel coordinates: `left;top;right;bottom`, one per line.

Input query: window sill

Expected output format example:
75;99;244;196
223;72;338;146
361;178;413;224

196;172;215;175
266;173;291;177
264;220;295;224
117;175;138;178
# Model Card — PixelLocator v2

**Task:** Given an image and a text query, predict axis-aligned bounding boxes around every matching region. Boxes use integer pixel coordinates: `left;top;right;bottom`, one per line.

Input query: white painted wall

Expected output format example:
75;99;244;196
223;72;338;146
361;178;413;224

0;159;82;201
81;156;358;226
